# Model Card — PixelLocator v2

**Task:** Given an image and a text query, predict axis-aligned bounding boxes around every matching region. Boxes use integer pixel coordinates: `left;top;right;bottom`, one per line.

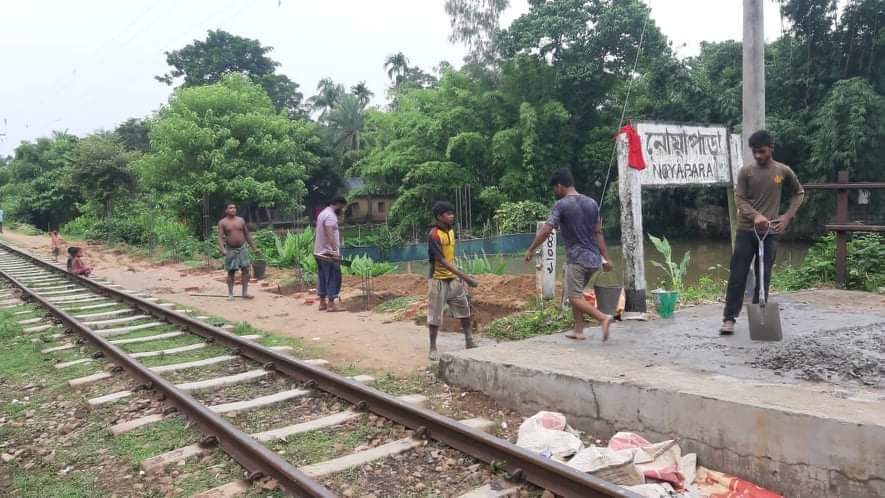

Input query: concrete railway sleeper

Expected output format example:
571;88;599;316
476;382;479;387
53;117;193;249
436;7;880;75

0;242;639;498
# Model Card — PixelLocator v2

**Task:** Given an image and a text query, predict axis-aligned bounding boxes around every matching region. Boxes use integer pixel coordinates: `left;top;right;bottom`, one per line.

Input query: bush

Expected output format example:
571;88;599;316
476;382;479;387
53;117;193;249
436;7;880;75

342;255;396;277
154;217;201;259
61;214;100;238
482;302;572;341
7;222;42;235
776;233;885;291
62;207;202;260
493;201;549;234
458;252;507;275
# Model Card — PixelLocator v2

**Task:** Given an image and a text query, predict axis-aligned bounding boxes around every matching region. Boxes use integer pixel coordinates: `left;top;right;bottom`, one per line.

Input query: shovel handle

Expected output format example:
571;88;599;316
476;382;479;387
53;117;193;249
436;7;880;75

754;224;770;307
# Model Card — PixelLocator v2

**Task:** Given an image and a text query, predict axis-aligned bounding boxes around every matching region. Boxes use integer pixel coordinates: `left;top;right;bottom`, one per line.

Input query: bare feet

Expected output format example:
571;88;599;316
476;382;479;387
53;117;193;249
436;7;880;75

565;332;587;340
327;301;345;312
429;349;440;361
318;300;327;311
600;315;612;342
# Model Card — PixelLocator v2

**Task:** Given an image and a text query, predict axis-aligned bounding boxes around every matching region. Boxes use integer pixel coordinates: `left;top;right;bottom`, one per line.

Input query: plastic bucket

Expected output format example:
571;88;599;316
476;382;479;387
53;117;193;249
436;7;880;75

654;290;678;318
594;285;622;316
252;260;267;280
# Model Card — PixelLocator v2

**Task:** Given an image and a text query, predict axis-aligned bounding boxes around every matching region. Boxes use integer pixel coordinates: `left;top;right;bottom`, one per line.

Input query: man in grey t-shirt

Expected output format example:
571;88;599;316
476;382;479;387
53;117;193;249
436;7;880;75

525;169;613;340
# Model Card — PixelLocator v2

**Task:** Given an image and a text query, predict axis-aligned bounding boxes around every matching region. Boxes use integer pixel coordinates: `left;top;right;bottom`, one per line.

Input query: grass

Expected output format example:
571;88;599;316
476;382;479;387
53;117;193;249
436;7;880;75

10;469;101;498
108;417;199;466
370;371;432;396
373;296;417;314
267;421;396;466
679;275;727;304
482;301;573;341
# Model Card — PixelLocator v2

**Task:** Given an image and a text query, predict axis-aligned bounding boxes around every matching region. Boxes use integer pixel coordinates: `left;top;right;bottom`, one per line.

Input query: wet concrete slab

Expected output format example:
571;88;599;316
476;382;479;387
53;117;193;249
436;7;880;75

440;290;885;498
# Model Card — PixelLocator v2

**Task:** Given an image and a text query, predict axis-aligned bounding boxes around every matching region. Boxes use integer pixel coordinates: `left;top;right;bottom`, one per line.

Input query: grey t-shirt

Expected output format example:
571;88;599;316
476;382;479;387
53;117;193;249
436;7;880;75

546;194;602;268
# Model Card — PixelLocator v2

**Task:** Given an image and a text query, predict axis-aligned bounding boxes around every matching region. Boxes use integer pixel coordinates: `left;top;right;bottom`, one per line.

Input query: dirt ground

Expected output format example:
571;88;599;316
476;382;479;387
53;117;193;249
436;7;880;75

1;231;539;374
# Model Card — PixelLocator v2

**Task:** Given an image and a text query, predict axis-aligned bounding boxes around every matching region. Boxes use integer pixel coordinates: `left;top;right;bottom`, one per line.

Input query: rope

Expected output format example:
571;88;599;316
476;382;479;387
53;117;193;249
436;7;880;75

597;0;652;216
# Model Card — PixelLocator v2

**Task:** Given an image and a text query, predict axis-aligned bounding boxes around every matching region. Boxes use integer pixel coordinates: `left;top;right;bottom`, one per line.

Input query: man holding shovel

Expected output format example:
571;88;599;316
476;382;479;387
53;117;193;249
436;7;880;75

720;130;804;335
314;196;348;312
525;169;613;341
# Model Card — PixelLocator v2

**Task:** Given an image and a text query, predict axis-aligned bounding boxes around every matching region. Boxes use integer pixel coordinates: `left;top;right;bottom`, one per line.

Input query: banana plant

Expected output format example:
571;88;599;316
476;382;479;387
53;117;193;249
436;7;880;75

648;234;690;291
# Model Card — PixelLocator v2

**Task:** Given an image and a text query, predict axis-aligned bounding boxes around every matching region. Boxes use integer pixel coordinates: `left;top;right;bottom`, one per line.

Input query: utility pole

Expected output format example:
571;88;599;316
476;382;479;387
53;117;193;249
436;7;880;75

743;0;765;152
742;0;765;294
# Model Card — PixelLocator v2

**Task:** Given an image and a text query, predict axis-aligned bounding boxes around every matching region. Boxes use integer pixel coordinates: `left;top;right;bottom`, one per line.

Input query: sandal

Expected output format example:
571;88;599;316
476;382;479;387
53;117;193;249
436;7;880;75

719;320;735;335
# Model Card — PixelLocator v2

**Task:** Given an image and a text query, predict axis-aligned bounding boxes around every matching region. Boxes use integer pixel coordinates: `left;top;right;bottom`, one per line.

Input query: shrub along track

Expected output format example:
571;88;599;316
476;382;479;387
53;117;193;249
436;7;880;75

0;241;637;498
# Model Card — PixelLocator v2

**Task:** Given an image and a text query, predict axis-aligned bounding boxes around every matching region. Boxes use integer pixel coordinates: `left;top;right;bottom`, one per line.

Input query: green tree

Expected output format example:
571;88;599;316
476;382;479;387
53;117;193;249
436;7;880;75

445;0;510;65
114;118;151;153
156;30;305;118
351;81;374;107
1;132;82;230
76;133;137;218
140;74;318;236
384;52;410;85
309;78;346;119
326;93;369;155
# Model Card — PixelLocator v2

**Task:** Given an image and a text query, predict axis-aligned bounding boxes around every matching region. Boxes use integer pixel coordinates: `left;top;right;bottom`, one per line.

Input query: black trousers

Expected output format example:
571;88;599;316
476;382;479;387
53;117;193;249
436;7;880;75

723;230;777;321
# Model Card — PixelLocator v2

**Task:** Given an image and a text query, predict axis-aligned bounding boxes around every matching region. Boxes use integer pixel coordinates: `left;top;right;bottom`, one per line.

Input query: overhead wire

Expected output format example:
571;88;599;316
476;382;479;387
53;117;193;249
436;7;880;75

597;0;652;216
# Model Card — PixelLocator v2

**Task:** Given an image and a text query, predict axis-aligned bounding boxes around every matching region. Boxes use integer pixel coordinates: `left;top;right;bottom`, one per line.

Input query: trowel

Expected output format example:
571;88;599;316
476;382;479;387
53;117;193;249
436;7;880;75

747;226;783;341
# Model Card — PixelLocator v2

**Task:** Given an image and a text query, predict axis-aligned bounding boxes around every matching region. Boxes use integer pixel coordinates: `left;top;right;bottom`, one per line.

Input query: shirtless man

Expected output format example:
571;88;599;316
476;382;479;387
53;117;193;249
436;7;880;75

217;203;259;300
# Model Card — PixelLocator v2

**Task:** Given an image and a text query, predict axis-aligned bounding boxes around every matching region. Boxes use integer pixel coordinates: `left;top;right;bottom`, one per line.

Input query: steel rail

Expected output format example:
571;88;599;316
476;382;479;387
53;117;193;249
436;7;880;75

0;254;335;498
0;243;639;498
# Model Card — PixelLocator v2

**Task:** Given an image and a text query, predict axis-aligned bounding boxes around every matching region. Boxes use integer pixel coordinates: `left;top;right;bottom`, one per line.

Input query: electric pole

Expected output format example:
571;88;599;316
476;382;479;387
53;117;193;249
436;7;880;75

742;0;765;294
743;0;765;159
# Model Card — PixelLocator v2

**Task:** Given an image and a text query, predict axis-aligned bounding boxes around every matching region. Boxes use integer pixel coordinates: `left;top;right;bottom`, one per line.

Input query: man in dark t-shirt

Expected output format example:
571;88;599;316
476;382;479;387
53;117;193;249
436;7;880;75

525;169;614;341
720;130;804;334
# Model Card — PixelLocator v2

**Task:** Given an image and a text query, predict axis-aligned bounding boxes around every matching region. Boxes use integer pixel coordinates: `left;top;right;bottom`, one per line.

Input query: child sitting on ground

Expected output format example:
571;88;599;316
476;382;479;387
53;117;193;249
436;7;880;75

66;247;92;277
49;231;65;262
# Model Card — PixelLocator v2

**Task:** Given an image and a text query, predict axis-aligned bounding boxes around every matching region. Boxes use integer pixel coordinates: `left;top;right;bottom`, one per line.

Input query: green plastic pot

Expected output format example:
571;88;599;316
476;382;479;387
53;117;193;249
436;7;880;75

653;290;679;318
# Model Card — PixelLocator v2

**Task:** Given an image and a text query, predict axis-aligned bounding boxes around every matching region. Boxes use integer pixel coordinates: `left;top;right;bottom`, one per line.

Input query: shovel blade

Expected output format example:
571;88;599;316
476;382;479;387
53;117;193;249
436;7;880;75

746;300;783;341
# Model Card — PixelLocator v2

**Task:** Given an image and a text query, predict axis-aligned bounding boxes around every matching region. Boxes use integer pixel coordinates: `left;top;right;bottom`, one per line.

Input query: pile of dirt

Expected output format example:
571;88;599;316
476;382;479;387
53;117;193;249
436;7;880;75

343;273;546;308
340;273;548;332
750;323;885;386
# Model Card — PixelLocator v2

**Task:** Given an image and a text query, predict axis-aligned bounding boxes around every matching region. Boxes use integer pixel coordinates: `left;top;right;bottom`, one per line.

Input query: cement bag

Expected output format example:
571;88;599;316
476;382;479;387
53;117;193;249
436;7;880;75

516;411;583;461
608;432;687;489
567;446;644;485
692;466;783;498
624;483;676;498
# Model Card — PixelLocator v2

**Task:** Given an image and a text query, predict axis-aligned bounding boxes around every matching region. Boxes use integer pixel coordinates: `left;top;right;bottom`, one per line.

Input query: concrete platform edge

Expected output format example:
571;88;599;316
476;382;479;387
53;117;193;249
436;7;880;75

440;354;885;498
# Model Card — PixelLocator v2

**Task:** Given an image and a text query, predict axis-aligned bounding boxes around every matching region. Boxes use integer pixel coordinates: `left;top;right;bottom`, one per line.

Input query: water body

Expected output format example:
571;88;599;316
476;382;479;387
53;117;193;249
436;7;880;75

398;238;811;287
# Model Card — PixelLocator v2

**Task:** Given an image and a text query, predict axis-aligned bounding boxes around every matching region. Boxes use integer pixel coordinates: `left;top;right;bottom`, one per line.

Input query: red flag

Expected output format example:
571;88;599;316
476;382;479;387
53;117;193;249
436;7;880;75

619;124;646;170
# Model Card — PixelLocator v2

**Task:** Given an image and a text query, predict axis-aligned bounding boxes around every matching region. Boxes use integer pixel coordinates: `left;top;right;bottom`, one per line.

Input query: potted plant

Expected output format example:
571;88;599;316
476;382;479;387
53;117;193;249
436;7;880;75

648;234;690;318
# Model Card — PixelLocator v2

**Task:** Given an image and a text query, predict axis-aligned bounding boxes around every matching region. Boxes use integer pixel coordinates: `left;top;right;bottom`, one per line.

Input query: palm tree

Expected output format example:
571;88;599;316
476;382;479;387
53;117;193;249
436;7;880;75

308;77;345;118
351;82;374;107
384;52;409;85
326;94;368;154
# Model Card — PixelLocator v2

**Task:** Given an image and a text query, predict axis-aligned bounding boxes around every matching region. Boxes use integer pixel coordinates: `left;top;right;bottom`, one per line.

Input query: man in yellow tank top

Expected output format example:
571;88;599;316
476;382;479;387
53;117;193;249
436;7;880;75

426;201;479;361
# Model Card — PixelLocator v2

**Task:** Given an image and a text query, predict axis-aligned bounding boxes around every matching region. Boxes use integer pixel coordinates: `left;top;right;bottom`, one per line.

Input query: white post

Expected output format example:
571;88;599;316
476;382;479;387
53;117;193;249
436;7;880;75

617;133;647;312
535;221;556;299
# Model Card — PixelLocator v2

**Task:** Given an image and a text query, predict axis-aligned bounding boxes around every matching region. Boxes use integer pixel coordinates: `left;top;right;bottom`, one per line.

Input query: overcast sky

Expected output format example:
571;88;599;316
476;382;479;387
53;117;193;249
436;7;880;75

0;0;788;156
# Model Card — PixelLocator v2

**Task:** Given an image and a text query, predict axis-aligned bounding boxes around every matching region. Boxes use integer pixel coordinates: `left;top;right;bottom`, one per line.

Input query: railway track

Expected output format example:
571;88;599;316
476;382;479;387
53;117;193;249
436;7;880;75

0;241;638;498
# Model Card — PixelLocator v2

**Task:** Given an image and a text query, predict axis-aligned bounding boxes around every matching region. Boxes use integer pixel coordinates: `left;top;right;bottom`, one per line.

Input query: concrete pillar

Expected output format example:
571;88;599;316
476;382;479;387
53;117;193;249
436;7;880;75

617;134;646;312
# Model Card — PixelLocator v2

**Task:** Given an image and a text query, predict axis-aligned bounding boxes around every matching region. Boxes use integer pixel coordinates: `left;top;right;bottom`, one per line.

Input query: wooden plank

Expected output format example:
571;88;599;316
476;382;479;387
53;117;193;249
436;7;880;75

825;224;885;232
